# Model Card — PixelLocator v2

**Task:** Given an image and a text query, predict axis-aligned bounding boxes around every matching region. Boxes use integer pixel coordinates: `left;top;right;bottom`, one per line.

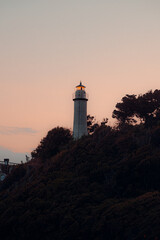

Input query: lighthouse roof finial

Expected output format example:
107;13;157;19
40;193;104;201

76;81;86;88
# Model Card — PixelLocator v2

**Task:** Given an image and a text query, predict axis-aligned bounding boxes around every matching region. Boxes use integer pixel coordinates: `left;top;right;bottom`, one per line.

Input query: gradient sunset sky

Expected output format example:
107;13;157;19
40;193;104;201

0;0;160;160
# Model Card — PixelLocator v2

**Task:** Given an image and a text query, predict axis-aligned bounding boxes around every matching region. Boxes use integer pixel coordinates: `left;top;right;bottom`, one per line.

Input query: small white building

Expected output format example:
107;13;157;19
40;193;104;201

73;82;88;139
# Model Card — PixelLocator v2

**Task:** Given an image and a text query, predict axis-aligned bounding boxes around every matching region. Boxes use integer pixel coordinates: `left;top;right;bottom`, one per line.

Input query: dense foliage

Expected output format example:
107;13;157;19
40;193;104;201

0;90;160;240
31;127;72;159
87;115;108;134
113;89;160;127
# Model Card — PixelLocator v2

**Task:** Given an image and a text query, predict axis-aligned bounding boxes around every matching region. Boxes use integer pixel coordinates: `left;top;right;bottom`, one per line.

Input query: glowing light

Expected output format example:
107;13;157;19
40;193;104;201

76;86;85;91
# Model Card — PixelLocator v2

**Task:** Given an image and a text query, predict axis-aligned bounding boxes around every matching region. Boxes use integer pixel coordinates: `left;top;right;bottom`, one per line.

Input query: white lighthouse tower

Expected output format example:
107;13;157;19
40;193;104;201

73;82;88;139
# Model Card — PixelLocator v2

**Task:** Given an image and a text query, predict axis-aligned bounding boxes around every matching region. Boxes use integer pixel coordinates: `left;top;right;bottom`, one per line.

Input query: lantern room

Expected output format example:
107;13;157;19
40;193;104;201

73;81;88;101
76;81;86;91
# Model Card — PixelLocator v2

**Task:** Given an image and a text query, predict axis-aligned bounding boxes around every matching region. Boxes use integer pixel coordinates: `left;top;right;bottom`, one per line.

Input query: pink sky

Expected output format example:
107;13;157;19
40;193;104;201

0;0;160;160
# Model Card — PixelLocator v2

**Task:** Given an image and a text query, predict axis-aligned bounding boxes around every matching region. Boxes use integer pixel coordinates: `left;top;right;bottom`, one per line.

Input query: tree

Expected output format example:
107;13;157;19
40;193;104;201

87;115;99;134
112;94;137;125
87;115;109;134
112;90;160;127
101;118;108;126
31;127;72;160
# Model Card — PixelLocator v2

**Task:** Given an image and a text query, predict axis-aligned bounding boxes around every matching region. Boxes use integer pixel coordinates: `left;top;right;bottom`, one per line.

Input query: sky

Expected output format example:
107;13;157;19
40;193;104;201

0;0;160;162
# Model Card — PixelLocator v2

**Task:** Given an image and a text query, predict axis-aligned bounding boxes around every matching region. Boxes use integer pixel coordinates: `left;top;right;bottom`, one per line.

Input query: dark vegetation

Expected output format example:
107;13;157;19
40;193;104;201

113;89;160;127
0;90;160;240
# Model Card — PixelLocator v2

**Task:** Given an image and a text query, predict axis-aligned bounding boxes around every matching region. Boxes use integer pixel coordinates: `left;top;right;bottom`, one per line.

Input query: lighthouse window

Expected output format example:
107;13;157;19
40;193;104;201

76;86;85;90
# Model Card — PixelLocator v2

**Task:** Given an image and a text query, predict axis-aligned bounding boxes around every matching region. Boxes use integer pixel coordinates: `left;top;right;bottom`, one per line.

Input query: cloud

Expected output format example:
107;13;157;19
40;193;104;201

0;126;38;135
0;146;30;163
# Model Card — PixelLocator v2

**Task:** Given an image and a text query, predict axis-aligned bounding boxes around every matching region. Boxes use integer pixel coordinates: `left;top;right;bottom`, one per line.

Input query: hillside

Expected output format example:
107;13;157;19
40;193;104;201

0;124;160;240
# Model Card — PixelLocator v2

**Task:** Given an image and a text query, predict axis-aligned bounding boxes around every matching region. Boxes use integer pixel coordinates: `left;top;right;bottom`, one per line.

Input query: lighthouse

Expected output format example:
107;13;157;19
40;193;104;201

73;82;88;139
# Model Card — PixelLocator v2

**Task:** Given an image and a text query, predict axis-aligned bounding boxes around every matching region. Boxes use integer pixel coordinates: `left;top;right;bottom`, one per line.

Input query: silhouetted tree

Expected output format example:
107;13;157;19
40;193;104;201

31;127;72;159
112;94;137;125
87;115;99;134
101;118;108;126
112;90;160;128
